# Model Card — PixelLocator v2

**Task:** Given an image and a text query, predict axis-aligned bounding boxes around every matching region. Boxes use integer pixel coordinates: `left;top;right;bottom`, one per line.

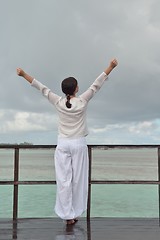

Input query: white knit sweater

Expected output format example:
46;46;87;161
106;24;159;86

31;72;108;138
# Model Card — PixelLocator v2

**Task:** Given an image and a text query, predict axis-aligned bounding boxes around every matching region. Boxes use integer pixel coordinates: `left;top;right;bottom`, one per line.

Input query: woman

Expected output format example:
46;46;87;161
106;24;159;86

17;58;118;225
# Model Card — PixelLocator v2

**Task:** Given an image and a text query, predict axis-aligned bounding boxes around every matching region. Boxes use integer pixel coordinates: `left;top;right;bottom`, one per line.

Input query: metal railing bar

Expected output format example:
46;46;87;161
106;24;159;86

13;148;19;220
1;180;159;185
0;145;56;149
14;181;56;185
158;148;160;182
1;144;160;149
88;144;160;148
87;146;92;220
0;181;14;185
0;181;56;185
158;148;160;222
91;180;160;184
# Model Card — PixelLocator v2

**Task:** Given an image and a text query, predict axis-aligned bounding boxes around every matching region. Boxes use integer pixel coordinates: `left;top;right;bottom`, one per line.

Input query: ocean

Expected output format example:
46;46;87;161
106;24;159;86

0;147;159;218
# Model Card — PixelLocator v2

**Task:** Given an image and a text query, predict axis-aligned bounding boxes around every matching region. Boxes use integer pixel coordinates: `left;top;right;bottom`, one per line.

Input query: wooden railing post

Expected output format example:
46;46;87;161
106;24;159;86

13;148;19;220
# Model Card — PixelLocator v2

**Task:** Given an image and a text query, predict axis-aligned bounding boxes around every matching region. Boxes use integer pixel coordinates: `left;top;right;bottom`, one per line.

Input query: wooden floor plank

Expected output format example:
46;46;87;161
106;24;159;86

0;218;160;240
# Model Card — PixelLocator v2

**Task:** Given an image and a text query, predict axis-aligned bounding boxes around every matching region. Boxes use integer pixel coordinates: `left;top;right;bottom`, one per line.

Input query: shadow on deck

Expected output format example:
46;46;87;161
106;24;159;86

0;217;160;240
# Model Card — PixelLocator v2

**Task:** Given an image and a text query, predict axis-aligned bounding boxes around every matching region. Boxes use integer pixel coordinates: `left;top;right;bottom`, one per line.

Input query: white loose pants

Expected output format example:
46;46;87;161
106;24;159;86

54;137;89;220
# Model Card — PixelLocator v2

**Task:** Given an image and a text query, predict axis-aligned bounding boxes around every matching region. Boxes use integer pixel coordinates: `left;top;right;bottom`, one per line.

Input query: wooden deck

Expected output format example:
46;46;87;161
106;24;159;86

0;218;160;240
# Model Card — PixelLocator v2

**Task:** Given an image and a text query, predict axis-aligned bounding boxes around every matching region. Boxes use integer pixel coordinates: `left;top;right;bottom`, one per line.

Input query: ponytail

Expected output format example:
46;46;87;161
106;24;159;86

66;94;72;108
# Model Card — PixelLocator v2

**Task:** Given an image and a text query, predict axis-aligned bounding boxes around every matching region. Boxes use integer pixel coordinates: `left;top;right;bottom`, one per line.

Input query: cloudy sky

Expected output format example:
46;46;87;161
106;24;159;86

0;0;160;144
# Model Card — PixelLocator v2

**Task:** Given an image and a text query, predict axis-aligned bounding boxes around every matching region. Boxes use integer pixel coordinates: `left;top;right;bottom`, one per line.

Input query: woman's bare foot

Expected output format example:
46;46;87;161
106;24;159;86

66;219;78;225
74;218;78;223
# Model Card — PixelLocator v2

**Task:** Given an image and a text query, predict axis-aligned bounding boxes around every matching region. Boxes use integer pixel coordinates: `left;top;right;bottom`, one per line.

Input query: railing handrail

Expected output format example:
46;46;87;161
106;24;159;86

0;144;160;220
1;144;160;148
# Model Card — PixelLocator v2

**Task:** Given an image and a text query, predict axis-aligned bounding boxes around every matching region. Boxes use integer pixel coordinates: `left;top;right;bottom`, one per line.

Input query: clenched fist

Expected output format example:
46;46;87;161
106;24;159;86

17;68;25;77
110;59;118;69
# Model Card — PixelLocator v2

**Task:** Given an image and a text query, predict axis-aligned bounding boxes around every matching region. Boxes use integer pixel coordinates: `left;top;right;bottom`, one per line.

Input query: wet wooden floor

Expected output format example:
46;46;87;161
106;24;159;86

0;218;160;240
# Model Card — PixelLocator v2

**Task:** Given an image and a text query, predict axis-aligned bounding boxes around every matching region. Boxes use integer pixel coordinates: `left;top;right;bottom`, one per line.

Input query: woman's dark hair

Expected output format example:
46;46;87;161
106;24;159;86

61;77;78;108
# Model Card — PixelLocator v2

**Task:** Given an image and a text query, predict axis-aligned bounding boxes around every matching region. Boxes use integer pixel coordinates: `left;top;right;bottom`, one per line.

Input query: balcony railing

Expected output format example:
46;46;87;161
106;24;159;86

0;144;160;220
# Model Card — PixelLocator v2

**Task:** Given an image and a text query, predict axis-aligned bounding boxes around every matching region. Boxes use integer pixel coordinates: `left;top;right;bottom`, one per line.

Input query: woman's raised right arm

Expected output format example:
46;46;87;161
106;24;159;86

80;58;118;102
